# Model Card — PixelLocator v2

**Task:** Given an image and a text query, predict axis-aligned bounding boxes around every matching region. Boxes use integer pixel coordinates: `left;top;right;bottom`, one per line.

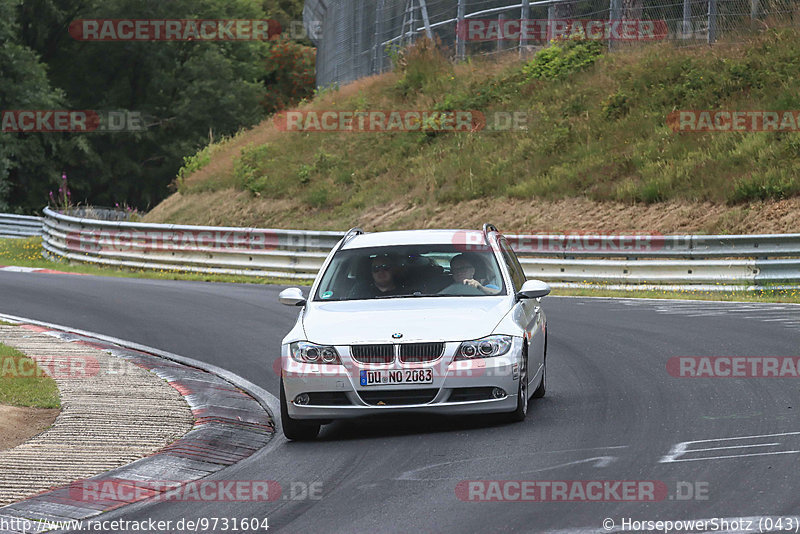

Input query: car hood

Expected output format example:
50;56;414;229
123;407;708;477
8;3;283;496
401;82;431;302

301;297;510;345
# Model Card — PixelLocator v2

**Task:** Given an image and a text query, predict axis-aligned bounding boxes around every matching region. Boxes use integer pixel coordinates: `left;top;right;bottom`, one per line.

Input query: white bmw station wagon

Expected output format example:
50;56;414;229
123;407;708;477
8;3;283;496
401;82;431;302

277;224;550;440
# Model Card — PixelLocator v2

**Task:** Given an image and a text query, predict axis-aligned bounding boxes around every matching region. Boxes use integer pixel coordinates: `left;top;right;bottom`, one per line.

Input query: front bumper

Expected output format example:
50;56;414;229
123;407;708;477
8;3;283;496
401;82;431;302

281;337;524;420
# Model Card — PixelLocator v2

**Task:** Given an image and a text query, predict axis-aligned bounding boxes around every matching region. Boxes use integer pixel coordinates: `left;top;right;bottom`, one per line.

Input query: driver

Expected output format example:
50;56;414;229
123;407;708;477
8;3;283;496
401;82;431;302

450;254;501;295
349;254;407;298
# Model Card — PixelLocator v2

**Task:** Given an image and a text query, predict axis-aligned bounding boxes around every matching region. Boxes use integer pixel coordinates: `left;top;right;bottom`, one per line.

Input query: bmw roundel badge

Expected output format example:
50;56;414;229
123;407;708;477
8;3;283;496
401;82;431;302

392;332;403;339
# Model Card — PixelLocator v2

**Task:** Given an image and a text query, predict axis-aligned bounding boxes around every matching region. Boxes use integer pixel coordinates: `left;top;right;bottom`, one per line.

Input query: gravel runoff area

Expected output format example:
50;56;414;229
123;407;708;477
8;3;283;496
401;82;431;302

0;324;194;506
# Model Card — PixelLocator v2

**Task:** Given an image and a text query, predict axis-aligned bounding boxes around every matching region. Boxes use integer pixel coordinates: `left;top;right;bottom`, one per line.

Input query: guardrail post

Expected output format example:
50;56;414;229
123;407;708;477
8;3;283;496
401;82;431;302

456;0;466;61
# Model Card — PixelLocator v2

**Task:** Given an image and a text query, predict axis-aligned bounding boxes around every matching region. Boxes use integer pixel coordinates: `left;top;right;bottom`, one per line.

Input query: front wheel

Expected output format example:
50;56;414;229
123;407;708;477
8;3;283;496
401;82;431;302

509;345;529;422
280;380;320;441
532;336;547;399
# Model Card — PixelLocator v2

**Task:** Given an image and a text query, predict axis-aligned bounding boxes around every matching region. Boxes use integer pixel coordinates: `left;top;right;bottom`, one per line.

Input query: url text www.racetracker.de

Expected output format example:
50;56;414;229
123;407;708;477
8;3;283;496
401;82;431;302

0;516;270;533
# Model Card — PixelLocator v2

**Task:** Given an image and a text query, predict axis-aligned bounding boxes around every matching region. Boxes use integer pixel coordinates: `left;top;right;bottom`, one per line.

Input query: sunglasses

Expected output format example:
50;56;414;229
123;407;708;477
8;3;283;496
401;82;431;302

371;264;392;273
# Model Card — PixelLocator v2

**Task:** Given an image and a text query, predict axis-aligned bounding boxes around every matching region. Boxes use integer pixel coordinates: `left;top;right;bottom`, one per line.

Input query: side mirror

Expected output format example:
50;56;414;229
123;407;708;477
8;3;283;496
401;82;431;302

517;279;551;300
279;287;307;307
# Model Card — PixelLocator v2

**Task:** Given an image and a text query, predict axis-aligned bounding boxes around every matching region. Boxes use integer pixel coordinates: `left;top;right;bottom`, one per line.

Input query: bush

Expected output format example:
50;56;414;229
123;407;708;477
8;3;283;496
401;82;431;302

394;37;452;97
520;39;604;81
262;37;316;114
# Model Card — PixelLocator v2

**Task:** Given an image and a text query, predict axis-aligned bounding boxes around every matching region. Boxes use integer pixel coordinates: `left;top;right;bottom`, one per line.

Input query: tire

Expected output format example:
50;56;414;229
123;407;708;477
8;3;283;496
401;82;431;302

509;343;529;422
280;380;320;441
532;334;547;399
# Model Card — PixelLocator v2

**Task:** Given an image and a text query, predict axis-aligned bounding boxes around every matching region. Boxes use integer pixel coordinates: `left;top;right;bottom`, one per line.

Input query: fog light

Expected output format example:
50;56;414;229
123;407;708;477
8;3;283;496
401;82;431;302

492;388;506;399
294;393;310;405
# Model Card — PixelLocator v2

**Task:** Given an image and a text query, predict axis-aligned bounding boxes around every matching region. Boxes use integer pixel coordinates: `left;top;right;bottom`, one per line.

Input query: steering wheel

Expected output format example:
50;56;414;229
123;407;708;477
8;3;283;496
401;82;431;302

438;282;485;296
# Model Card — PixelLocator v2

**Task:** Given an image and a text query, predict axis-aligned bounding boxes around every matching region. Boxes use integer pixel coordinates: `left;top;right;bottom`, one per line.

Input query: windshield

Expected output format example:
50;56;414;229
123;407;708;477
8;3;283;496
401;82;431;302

313;244;507;301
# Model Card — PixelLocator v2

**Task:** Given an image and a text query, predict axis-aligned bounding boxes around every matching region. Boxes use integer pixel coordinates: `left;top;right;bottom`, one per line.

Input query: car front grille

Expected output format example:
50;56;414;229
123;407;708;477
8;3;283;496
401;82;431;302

358;388;439;406
350;344;394;364
399;342;445;363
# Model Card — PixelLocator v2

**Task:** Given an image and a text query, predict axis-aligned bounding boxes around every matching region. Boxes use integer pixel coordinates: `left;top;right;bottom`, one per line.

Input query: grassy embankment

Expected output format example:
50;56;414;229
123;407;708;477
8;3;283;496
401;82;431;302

10;29;800;301
152;29;800;235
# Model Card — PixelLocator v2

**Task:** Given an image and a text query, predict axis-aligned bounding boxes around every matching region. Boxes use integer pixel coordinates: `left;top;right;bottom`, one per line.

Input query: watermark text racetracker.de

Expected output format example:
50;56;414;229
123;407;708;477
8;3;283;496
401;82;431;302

667;356;800;378
67;479;322;504
1;110;149;133
277;353;519;380
1;353;164;380
273;110;530;132
668;110;800;132
69;18;321;42
451;230;688;254
65;228;325;253
457;19;668;42
455;480;709;502
0;354;100;379
69;19;281;41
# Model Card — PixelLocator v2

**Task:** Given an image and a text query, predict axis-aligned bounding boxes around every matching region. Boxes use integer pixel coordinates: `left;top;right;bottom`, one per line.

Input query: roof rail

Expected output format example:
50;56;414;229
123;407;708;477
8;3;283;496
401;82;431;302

482;223;499;245
335;227;364;252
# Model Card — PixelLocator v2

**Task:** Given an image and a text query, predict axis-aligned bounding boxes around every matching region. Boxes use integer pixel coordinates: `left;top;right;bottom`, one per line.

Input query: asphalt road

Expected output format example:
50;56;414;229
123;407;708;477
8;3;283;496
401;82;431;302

1;270;799;533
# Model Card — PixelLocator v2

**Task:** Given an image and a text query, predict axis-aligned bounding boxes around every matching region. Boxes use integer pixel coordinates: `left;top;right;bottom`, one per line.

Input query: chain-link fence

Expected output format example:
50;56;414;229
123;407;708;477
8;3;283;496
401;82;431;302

304;0;799;87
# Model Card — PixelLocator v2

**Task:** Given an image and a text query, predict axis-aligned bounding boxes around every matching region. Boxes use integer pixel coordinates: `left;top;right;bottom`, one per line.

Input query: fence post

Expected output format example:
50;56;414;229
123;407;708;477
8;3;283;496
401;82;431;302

418;0;433;39
547;1;555;42
497;13;507;53
609;0;621;50
355;0;365;79
707;0;717;44
520;0;530;57
750;0;759;24
682;0;691;38
374;0;385;74
456;0;466;61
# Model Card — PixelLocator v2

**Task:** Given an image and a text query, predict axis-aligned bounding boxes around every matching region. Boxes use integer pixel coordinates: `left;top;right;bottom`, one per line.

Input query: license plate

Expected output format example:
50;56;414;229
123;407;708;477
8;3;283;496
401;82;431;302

360;369;433;386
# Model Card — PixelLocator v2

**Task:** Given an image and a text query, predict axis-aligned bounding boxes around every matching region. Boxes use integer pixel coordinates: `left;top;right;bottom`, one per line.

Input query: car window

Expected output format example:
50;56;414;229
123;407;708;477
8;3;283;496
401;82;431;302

499;238;526;292
314;244;507;301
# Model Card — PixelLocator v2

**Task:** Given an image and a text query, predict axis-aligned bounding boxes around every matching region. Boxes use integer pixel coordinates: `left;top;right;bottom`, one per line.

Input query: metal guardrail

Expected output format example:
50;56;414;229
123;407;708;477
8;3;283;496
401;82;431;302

39;207;800;290
0;214;43;239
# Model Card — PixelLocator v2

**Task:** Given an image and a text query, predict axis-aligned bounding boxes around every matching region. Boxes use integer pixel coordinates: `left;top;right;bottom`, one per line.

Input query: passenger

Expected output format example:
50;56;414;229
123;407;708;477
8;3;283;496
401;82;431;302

450;254;502;295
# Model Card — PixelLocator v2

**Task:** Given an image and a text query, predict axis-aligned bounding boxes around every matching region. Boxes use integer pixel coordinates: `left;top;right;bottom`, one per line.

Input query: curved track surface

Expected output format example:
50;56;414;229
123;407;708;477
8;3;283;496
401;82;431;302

1;271;799;533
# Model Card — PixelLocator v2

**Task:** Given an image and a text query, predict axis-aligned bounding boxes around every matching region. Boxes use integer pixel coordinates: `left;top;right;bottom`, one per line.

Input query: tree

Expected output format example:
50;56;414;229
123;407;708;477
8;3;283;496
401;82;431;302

11;0;274;211
0;0;83;213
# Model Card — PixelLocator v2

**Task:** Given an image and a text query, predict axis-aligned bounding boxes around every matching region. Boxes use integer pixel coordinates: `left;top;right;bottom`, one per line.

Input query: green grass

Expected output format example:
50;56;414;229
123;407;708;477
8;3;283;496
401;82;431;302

0;343;60;408
175;28;800;211
0;237;312;286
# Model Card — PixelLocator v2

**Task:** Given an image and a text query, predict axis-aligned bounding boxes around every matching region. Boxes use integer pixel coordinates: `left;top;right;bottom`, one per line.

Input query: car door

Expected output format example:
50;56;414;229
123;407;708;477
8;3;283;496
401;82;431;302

498;237;545;388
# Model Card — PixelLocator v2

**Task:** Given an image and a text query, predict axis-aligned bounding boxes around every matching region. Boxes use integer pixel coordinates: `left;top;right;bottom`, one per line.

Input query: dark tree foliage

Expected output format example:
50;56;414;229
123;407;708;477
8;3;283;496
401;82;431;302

2;0;308;213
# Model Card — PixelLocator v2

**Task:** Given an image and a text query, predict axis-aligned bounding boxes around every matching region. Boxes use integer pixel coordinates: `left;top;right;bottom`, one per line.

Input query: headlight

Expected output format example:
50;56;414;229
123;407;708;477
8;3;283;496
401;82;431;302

454;335;512;361
290;342;341;364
